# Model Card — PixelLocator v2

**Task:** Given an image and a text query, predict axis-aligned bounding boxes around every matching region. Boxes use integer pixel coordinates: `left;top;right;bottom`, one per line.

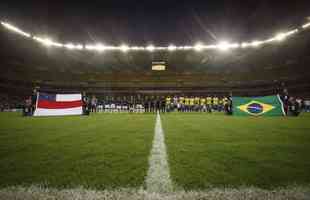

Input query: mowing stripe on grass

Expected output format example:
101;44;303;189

145;112;173;193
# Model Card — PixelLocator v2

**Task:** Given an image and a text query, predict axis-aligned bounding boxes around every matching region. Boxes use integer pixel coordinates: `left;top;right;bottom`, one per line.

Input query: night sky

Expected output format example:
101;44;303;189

1;0;310;46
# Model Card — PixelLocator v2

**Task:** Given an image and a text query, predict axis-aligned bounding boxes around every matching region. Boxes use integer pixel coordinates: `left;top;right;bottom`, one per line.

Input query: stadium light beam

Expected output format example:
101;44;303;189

250;40;263;47
302;22;310;29
168;45;177;51
85;45;95;50
64;43;75;49
1;22;31;38
217;41;230;51
146;45;155;52
194;43;204;51
130;46;145;50
34;37;64;47
274;33;287;41
64;43;84;50
120;44;129;52
1;19;310;52
76;44;83;50
95;44;106;51
241;42;249;48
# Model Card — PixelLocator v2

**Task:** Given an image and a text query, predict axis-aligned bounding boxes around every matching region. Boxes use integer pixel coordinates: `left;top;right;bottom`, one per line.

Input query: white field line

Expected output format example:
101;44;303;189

1;185;310;200
145;112;173;193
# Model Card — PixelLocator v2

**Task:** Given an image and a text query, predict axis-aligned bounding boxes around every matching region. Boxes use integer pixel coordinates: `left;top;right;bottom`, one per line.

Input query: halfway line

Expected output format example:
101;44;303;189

145;112;173;193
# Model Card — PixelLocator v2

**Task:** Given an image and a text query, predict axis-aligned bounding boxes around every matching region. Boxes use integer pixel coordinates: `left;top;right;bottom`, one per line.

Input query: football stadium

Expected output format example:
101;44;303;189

0;1;310;200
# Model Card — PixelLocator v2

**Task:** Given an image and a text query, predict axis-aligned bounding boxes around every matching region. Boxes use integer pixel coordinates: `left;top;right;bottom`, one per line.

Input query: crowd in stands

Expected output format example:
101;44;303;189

0;94;25;112
280;90;306;116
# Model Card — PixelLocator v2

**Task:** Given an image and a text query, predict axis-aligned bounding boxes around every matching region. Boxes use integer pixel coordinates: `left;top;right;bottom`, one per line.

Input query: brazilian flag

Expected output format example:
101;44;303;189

232;95;285;116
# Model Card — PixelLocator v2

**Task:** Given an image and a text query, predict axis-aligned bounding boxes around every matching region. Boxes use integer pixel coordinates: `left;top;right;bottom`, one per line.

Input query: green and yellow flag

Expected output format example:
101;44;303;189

232;95;285;116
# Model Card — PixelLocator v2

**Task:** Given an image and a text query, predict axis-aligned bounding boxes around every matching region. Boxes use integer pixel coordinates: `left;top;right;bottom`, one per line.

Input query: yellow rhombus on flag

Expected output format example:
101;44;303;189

237;100;275;116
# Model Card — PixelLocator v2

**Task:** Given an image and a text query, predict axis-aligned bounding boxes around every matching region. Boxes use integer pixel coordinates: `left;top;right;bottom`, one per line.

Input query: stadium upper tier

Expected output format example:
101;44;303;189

0;22;310;96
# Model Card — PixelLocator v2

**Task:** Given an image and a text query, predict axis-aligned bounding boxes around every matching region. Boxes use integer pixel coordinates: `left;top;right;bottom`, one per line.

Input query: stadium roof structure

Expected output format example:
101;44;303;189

1;20;310;52
1;1;310;96
1;20;310;96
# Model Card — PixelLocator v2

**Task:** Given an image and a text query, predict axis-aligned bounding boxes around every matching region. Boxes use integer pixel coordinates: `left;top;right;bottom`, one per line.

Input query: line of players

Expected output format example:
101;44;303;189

149;96;230;113
88;95;232;113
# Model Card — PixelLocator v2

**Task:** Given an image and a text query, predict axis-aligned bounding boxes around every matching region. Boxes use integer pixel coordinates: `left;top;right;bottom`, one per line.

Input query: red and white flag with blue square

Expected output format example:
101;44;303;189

34;93;83;116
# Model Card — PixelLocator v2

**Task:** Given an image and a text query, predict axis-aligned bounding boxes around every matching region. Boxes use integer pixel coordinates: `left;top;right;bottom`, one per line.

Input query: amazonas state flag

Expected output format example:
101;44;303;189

232;95;285;116
34;93;83;116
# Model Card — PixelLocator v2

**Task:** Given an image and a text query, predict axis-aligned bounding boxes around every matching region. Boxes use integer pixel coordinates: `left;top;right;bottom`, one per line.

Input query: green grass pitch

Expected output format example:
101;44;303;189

162;113;310;190
0;112;155;189
0;112;310;190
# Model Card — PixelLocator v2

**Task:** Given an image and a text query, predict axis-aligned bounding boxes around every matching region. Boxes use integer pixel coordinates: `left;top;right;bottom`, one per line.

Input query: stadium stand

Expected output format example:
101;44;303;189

0;20;310;114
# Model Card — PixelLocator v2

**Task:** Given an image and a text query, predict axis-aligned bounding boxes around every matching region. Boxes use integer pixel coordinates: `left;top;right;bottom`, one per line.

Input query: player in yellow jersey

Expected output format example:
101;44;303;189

194;96;200;112
194;96;200;104
218;97;223;112
206;96;212;113
179;96;185;112
166;96;171;112
200;97;206;112
213;96;219;111
185;97;190;112
223;96;228;106
189;96;195;112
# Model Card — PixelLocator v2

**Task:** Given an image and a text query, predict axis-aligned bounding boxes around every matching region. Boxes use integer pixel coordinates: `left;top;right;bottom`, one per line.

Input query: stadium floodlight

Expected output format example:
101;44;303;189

168;45;177;51
95;43;106;51
194;43;204;51
1;22;31;38
205;45;217;49
302;22;310;29
250;40;263;47
178;46;194;50
53;42;64;47
120;44;129;52
156;46;166;50
64;43;84;50
274;33;287;41
2;18;310;53
76;44;83;50
288;29;298;35
130;46;145;50
64;43;75;49
264;38;276;43
231;43;240;48
241;42;250;48
274;29;298;42
146;45;155;52
85;44;95;50
85;44;105;51
34;39;63;47
217;41;230;51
